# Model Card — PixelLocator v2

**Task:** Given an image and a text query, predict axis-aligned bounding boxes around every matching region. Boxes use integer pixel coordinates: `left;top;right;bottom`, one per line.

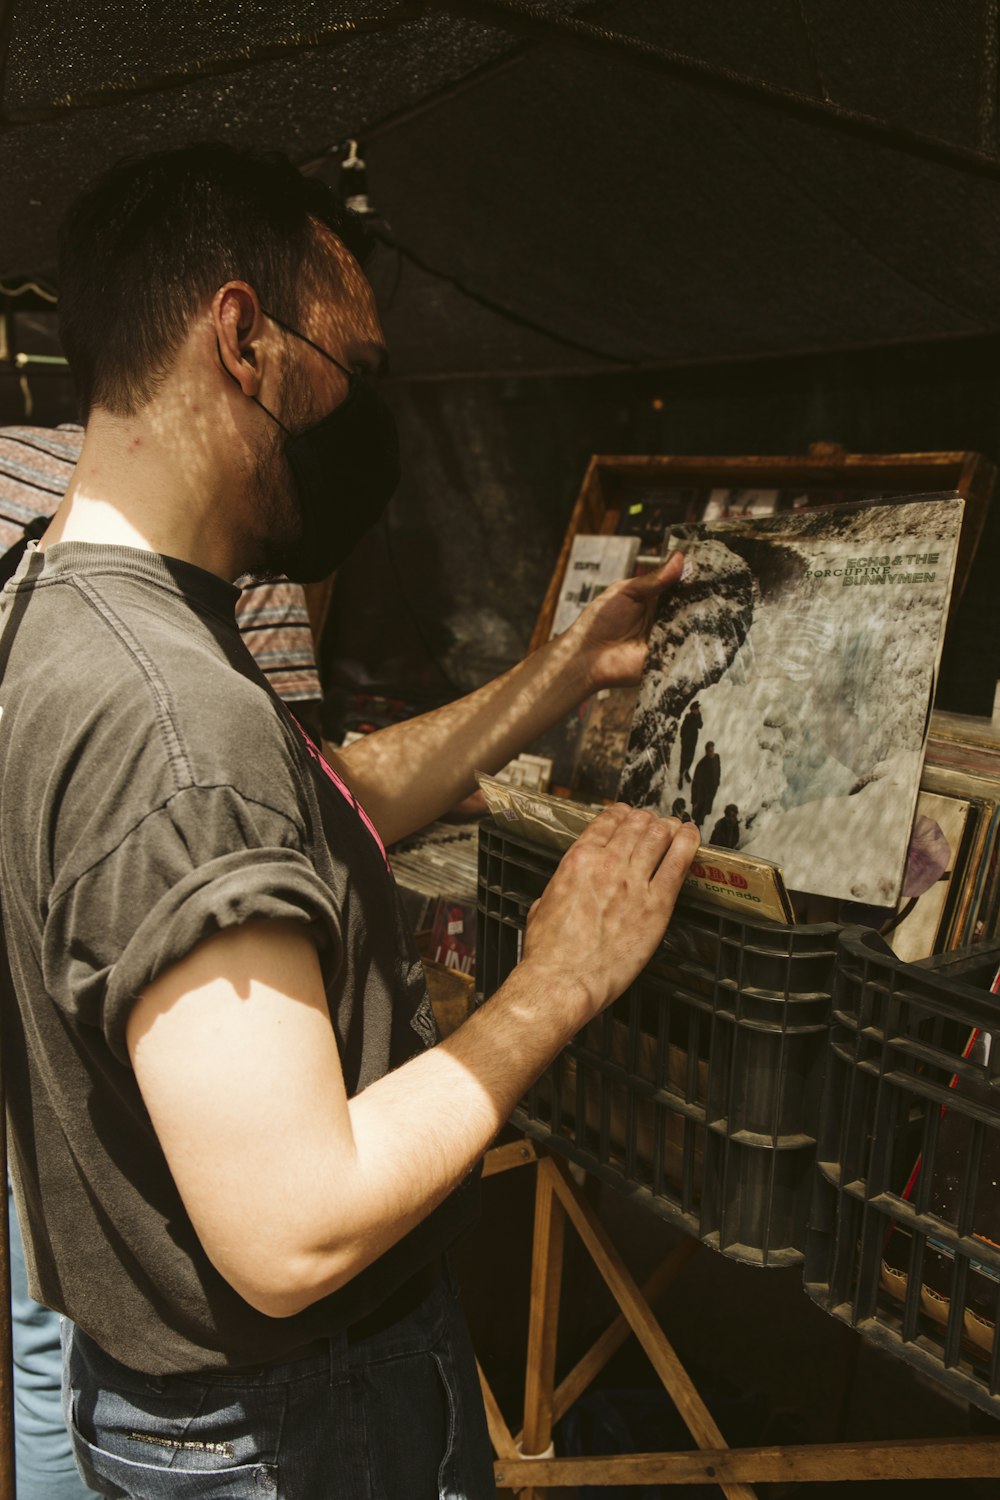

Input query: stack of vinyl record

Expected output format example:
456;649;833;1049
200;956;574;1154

386;822;479;936
910;709;1000;958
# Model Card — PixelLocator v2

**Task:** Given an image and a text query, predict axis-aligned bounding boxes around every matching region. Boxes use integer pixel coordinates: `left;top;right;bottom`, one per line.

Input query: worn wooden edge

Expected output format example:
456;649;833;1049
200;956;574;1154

492;1436;1000;1488
583;451;985;480
953;450;996;609
482;1138;539;1177
528;454;606;652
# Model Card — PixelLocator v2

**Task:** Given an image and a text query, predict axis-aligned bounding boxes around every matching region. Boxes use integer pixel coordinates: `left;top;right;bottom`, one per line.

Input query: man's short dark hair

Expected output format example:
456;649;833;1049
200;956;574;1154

58;142;371;419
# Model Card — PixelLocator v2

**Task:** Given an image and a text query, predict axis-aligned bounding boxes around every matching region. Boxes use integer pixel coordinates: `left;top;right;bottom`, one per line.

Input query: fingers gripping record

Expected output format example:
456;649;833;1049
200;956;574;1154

574;802;632;848
575;804;693;878
523;806;700;1021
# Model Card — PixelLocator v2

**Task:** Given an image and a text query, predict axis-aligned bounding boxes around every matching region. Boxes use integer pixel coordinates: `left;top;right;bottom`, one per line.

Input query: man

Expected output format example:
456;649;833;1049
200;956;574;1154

0;421;327;1499
709;803;741;849
0;144;698;1498
677;699;702;787
691;740;722;827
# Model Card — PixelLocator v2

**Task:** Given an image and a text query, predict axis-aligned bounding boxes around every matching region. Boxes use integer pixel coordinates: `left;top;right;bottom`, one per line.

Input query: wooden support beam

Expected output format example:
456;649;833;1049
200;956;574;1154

544;1157;757;1500
483;1138;539;1177
516;1236;701;1440
478;1359;527;1495
493;1436;1000;1489
520;1159;567;1499
477;1360;520;1462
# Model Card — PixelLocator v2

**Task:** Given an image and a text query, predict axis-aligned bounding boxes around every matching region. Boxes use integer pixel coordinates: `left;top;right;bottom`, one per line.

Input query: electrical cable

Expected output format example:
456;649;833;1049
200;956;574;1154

0;279;57;303
337;141;405;312
368;224;631;364
325;137;515;698
313;139;632;364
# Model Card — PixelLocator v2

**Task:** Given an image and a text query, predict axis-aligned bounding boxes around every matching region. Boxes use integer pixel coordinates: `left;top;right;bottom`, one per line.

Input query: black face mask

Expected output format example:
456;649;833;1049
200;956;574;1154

231;309;400;584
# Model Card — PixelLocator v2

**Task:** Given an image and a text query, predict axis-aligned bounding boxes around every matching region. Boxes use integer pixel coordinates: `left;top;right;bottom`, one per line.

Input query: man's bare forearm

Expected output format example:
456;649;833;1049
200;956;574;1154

335;630;593;845
278;957;588;1315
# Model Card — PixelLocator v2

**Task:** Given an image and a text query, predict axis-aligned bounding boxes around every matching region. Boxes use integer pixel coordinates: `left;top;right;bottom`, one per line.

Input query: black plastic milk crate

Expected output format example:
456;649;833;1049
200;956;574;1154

805;931;1000;1418
476;819;842;1267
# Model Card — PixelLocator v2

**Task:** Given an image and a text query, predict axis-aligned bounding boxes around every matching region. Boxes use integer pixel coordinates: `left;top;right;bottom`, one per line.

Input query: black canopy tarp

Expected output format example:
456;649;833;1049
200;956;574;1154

2;3;998;715
2;1;1000;377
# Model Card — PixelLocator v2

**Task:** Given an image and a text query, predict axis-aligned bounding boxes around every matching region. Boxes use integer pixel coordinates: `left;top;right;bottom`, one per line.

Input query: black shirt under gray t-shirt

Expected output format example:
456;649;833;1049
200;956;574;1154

0;542;476;1374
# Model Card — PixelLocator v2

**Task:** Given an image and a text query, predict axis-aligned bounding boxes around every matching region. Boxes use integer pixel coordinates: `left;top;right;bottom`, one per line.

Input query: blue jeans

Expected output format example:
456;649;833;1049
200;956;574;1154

62;1263;496;1499
8;1179;97;1499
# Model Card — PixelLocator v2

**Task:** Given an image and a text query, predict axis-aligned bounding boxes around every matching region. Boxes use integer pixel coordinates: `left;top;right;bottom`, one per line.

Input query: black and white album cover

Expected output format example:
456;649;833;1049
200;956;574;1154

617;495;965;904
549;534;641;638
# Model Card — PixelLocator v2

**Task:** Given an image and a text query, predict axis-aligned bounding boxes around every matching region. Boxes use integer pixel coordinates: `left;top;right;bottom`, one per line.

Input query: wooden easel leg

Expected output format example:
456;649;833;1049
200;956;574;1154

478;1359;519;1462
539;1235;701;1436
520;1157;567;1500
545;1154;757;1500
477;1360;524;1494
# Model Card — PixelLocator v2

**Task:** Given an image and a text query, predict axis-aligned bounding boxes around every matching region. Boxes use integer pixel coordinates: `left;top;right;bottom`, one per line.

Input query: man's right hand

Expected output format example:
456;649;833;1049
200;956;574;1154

521;805;700;1025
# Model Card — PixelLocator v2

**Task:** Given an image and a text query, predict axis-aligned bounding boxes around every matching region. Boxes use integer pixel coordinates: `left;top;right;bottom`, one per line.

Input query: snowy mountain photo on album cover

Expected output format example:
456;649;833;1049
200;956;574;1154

617;495;965;905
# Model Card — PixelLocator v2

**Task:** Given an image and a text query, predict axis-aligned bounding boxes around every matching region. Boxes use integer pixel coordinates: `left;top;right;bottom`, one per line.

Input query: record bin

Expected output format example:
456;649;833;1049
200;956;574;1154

804;930;1000;1417
476;818;843;1267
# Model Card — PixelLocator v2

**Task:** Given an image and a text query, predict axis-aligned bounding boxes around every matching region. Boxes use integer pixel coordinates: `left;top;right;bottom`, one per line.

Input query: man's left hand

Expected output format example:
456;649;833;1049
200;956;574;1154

565;550;685;693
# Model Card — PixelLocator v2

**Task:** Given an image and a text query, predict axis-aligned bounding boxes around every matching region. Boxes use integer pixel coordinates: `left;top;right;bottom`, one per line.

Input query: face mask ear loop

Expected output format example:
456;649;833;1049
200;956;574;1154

215;336;291;434
259;307;352;379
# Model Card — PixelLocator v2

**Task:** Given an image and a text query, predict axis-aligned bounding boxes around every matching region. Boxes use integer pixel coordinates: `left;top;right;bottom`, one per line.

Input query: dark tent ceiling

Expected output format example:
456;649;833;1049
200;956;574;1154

2;1;1000;377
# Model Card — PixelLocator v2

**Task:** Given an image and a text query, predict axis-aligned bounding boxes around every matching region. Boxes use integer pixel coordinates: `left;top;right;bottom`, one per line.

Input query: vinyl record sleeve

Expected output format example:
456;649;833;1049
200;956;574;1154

549;534;641;639
885;790;973;963
618;495;965;904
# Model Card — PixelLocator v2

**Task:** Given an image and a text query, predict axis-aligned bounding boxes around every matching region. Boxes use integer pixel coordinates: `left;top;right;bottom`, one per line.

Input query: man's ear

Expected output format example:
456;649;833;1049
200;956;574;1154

213;282;265;396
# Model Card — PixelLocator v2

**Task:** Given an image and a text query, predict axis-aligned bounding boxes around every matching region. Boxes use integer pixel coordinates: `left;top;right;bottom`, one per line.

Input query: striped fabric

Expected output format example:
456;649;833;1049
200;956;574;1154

229;578;324;706
0;425;322;707
0;426;83;539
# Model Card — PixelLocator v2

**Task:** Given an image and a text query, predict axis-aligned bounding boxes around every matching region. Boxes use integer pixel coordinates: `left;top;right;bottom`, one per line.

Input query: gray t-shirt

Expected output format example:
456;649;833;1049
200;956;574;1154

0;541;476;1374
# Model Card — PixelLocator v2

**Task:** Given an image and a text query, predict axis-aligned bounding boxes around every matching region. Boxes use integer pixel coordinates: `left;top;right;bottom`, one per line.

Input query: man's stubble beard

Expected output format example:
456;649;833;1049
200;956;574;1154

243;363;313;582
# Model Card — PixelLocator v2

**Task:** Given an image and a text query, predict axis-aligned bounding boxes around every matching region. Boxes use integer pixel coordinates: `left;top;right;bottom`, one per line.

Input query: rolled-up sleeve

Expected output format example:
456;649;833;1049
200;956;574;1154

43;783;342;1063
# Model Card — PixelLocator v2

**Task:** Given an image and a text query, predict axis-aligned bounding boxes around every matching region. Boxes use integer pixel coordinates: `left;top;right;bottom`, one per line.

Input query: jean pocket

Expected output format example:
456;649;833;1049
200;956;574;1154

67;1389;279;1498
361;1350;455;1500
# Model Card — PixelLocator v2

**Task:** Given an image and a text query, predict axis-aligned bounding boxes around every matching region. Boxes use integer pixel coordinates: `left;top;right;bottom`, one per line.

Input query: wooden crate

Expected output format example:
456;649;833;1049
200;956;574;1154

530;445;995;651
